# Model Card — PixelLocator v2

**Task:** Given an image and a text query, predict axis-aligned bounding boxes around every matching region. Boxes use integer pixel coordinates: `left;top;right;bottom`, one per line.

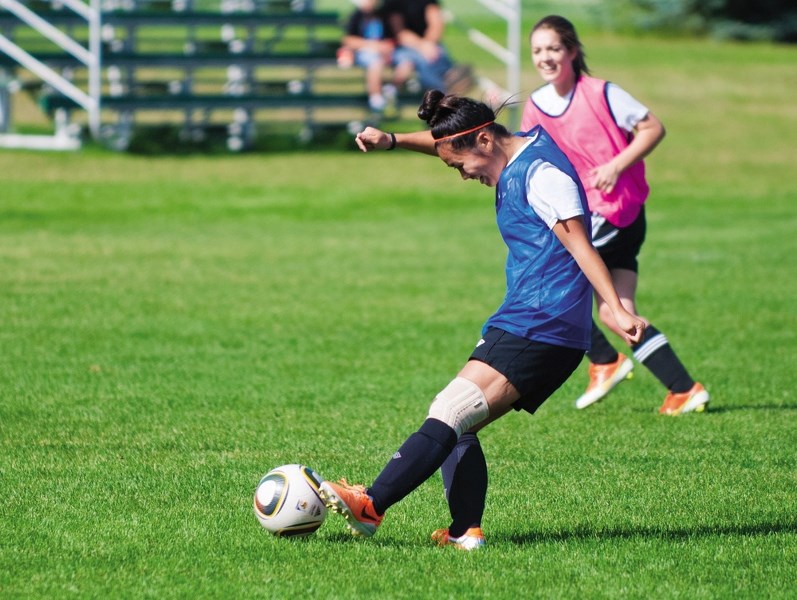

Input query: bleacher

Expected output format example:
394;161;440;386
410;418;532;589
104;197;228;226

0;0;421;150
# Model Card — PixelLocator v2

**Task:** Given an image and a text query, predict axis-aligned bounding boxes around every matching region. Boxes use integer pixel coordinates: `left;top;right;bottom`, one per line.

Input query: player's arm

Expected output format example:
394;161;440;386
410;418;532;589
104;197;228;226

610;111;665;174
552;217;646;344
589;111;665;194
355;127;438;155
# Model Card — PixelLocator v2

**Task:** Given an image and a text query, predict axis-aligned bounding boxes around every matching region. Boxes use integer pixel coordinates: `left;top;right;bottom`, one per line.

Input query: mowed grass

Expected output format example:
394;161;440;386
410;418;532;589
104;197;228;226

1;34;796;599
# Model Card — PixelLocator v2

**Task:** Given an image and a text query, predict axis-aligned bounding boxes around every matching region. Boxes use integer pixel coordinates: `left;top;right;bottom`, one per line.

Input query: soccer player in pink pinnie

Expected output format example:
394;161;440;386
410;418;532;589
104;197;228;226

521;15;708;415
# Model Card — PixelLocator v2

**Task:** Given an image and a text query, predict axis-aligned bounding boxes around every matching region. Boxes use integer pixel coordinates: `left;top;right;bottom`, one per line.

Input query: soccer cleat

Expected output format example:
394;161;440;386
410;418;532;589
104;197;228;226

575;353;634;409
318;479;383;537
659;382;710;416
431;527;485;551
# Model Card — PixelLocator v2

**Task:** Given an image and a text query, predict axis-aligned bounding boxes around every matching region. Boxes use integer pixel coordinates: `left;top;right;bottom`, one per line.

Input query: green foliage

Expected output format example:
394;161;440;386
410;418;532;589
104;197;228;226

601;0;797;41
1;34;796;599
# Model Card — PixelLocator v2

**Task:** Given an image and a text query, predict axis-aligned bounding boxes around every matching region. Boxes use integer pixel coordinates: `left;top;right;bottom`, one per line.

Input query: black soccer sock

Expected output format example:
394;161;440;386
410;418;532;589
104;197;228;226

367;418;457;516
586;320;620;364
631;325;695;393
441;432;487;538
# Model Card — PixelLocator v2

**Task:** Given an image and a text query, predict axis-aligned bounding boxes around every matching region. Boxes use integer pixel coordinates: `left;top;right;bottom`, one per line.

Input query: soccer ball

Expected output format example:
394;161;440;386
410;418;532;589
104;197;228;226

253;464;327;537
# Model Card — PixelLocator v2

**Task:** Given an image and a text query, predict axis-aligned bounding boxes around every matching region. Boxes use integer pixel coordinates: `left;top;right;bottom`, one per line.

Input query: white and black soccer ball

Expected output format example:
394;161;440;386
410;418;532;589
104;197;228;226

253;464;327;537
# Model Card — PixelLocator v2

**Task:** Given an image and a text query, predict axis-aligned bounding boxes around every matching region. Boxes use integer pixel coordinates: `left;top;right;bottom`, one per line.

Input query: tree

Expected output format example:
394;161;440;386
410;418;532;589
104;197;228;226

607;0;797;41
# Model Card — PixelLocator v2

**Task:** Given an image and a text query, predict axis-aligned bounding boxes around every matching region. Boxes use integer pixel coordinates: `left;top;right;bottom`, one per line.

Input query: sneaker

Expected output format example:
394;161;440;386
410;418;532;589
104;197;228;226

443;64;475;96
318;479;383;537
382;83;397;101
381;84;399;120
659;382;709;416
575;353;634;409
405;77;422;95
431;527;485;550
368;93;386;113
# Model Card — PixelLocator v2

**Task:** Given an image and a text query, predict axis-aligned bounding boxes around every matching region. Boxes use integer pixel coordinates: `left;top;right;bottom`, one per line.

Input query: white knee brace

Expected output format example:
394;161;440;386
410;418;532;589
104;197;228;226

428;377;489;437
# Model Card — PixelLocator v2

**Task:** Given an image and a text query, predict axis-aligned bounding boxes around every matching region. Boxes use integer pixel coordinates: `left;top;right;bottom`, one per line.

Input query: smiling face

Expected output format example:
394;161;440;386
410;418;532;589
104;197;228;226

530;26;578;93
436;133;506;188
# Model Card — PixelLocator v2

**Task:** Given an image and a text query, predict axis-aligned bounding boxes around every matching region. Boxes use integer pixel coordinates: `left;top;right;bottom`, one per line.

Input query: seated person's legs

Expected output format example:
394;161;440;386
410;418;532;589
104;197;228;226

394;45;449;91
356;48;388;111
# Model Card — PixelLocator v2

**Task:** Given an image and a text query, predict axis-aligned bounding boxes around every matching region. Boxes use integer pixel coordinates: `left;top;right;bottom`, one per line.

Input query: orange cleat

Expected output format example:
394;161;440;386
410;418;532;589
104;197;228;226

319;479;383;537
575;353;634;409
431;527;485;550
659;382;710;416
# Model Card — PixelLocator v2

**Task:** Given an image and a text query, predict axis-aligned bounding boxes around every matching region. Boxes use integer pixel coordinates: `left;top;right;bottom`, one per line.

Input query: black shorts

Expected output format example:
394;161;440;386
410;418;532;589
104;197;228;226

591;207;646;272
469;327;584;414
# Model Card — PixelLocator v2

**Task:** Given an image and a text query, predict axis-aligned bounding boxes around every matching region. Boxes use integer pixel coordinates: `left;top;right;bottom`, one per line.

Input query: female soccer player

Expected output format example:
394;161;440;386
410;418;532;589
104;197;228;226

355;15;709;417
321;90;646;549
520;15;708;415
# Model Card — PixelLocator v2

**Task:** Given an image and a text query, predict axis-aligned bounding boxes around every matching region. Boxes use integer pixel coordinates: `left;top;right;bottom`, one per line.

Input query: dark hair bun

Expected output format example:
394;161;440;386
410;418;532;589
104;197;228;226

417;90;446;124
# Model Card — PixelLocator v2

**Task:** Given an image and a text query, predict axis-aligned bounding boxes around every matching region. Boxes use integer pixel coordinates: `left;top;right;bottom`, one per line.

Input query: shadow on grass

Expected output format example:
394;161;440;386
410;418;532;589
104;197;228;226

506;520;797;546
316;522;797;549
701;404;797;414
624;403;797;415
320;531;417;548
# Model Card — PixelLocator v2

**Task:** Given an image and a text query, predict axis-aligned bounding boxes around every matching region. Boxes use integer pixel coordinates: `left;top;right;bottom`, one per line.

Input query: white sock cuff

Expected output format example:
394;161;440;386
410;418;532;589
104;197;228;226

633;333;668;363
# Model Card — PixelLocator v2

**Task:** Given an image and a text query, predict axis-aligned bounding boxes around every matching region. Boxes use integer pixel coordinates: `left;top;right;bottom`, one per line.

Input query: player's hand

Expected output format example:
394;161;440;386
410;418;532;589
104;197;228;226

356;127;389;152
588;161;620;194
616;311;646;344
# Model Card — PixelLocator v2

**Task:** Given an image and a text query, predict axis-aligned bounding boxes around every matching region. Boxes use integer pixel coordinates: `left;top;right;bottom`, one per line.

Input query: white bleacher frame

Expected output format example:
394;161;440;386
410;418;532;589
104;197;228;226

0;0;522;150
446;0;521;127
0;0;101;150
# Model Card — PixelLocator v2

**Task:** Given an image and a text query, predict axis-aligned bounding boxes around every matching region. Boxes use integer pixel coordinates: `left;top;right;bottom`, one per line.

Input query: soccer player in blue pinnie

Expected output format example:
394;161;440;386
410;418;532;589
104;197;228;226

319;91;646;549
353;15;709;417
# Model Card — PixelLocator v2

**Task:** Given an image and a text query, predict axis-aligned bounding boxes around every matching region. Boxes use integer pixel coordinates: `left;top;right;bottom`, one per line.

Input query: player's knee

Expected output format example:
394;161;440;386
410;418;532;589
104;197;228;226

428;377;489;437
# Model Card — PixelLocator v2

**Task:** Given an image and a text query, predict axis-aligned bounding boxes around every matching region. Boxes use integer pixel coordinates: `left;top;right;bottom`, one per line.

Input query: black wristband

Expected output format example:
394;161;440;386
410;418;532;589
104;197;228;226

387;132;397;151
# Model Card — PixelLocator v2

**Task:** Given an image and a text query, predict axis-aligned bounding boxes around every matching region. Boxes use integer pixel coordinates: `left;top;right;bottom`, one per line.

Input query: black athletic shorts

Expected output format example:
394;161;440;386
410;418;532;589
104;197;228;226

591;207;647;272
469;327;585;414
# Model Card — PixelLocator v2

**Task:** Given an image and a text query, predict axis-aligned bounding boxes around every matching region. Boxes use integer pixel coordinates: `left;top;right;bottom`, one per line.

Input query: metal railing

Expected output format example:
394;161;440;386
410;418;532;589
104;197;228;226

0;0;101;147
447;0;521;127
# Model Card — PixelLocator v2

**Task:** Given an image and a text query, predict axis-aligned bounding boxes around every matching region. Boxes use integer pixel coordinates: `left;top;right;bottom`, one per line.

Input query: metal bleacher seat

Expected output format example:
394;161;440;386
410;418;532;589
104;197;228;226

1;0;409;150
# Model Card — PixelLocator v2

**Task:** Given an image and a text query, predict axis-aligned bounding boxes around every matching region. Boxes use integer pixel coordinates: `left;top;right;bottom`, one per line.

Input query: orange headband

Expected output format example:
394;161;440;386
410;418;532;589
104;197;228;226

434;121;495;143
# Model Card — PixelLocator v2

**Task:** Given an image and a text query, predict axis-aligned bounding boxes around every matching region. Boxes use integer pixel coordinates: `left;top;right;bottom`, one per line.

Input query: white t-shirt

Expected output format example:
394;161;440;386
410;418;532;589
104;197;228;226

506;139;584;229
531;82;649;132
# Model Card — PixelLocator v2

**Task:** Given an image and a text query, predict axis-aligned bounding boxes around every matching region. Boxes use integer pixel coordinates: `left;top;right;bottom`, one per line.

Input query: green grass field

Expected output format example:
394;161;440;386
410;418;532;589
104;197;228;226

1;29;796;599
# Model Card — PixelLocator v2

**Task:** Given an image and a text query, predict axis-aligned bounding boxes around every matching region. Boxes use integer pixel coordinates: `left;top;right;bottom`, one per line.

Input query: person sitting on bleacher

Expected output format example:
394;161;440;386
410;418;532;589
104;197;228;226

338;0;414;115
382;0;473;95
